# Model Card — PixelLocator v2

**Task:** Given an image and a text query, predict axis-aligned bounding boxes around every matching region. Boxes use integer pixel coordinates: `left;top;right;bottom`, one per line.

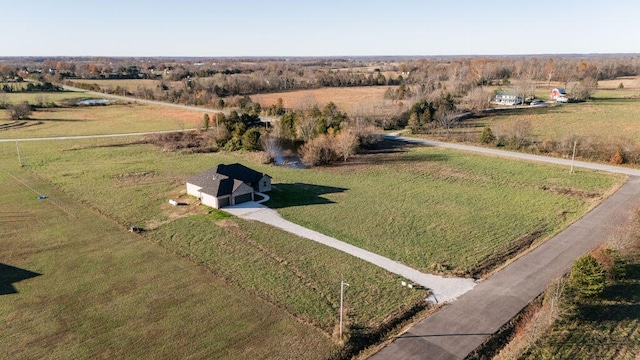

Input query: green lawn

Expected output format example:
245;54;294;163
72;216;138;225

9;137;623;278
0;167;337;359
0;91;88;106
0;102;202;138
463;88;640;147
0;139;426;356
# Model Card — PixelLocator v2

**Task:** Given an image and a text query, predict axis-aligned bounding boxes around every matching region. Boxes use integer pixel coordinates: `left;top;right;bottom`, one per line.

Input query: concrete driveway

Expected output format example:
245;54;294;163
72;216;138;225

223;202;476;304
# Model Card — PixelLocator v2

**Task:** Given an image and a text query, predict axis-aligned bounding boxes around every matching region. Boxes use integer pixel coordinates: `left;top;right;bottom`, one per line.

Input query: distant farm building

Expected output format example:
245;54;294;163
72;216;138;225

494;90;522;105
550;88;568;102
186;163;271;209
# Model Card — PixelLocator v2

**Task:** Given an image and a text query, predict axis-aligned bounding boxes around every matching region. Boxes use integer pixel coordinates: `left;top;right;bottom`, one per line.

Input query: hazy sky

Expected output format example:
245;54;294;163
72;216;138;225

5;0;640;57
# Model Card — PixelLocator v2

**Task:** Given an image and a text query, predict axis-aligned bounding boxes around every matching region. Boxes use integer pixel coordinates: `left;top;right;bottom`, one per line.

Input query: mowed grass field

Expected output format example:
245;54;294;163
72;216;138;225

467;79;640;146
0;102;203;138
0;140;426;357
9;136;623;277
0;91;88;105
264;145;623;275
0;167;337;359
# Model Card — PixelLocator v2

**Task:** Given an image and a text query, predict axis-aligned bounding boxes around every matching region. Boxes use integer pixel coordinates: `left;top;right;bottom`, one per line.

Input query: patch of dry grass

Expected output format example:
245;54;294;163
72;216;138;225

250;86;404;116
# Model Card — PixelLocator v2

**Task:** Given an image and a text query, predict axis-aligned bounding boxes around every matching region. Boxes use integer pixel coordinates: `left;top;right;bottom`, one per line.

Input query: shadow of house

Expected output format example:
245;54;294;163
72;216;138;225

0;263;41;295
265;183;348;209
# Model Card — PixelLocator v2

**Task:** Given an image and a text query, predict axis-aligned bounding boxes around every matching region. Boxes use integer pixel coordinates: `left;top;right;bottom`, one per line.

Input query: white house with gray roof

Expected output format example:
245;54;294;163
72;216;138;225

186;163;271;209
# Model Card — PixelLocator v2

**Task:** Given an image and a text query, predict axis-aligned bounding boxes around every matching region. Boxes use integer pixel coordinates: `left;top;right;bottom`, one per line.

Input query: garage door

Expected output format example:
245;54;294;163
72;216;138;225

218;197;230;208
234;193;253;205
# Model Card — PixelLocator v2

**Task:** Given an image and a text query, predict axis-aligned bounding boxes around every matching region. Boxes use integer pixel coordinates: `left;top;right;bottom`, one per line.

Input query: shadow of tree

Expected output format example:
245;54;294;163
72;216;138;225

0;263;41;295
266;183;348;209
577;261;640;322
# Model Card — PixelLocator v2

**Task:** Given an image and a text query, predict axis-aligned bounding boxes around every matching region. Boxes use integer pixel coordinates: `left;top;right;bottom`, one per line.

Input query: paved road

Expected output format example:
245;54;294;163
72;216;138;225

383;134;640;177
223;202;476;304
370;136;640;359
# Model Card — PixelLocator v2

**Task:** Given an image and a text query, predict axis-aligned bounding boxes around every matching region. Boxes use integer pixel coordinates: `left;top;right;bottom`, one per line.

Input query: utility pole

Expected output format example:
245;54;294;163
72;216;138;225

16;140;22;167
339;280;350;340
570;140;577;173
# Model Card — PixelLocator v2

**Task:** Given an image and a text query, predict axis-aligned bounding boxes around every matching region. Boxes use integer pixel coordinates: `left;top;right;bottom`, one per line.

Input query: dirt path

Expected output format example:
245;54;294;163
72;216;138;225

222;202;476;304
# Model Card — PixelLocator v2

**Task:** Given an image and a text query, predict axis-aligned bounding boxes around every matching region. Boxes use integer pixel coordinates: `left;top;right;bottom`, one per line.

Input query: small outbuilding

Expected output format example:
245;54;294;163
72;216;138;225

186;163;271;209
550;88;568;102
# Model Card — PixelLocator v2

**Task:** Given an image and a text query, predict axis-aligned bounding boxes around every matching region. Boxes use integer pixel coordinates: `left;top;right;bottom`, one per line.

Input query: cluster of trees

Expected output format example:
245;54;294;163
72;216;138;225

206;111;264;152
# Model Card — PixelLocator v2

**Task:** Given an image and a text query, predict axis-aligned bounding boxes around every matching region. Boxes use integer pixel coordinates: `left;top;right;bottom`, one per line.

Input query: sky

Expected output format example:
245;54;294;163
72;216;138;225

4;0;640;57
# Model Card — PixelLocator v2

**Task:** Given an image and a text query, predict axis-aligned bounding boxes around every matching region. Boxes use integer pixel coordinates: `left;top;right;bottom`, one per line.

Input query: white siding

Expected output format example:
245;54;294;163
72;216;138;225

257;175;272;193
186;182;202;198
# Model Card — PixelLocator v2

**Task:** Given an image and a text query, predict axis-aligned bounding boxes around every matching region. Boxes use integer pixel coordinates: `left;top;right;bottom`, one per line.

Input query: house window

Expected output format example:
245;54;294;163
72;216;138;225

263;180;267;187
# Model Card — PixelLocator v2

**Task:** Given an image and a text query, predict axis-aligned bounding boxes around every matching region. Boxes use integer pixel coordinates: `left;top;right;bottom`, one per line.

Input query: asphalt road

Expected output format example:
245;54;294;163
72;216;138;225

371;137;640;359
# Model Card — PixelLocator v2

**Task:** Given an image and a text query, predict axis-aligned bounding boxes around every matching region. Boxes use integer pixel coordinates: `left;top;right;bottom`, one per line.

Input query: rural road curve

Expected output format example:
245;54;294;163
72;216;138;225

384;134;640;177
223;202;476;304
369;136;640;359
60;85;278;122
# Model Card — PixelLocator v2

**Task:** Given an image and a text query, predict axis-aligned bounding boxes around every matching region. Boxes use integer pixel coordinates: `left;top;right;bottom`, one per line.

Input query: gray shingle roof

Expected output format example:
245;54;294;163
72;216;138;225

187;163;269;197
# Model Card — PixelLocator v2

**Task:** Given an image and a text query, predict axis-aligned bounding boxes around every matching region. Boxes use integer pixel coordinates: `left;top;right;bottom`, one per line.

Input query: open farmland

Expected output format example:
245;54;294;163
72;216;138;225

0;102;202;138
0;91;88;105
0;139;427;358
70;79;166;92
486;92;640;142
250;86;403;116
0;167;337;359
9;136;623;278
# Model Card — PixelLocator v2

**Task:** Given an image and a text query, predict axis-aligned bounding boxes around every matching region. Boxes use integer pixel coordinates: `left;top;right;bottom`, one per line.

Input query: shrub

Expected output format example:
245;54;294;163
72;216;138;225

569;254;605;298
480;126;496;144
610;150;624;164
300;134;336;166
241;128;262;151
7;101;32;120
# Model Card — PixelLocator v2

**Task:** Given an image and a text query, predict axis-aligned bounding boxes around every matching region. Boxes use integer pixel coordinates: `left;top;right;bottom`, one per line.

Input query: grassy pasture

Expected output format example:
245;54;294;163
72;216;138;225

1;140;426;352
264;145;623;275
0;166;336;359
0;103;202;138
10;137;622;277
446;85;640;152
0;91;88;105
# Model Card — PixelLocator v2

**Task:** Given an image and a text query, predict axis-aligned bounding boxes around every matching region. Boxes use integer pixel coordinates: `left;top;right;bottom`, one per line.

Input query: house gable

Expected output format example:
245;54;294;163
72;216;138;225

186;163;271;209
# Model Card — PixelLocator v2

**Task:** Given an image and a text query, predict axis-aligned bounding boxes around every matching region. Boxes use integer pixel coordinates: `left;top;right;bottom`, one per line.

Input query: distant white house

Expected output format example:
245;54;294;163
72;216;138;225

186;163;271;209
494;90;522;105
549;88;568;102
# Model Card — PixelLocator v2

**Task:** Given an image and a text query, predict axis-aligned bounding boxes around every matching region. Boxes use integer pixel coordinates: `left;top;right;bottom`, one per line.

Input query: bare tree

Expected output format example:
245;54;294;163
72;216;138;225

333;130;359;162
465;86;491;114
7;101;32;120
296;116;316;142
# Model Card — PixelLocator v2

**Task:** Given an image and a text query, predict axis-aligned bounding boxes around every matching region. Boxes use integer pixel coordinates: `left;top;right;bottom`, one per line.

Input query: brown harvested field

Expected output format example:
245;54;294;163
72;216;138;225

597;76;640;90
250;86;404;116
71;79;165;91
